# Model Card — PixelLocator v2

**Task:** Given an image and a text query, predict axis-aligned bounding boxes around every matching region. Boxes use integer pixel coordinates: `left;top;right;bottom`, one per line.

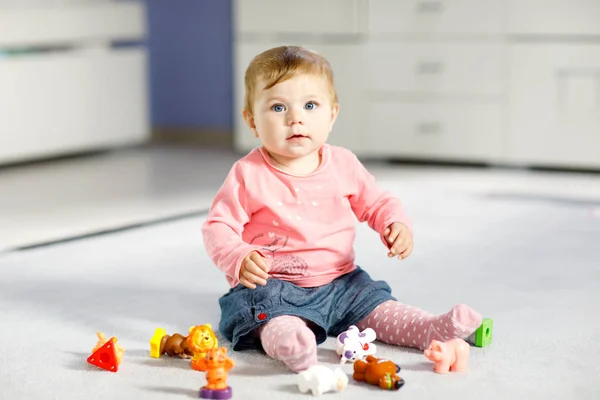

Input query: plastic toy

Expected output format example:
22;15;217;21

353;355;404;390
149;328;194;359
194;347;234;400
474;318;493;347
424;338;469;373
87;332;125;372
335;325;377;364
149;324;218;362
297;365;348;396
188;324;219;371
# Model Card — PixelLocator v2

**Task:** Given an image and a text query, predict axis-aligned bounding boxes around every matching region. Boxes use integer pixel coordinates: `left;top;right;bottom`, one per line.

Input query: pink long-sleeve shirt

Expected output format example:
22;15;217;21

202;144;412;288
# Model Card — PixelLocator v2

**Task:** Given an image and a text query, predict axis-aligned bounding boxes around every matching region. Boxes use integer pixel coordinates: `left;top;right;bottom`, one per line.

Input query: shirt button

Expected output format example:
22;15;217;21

257;313;267;321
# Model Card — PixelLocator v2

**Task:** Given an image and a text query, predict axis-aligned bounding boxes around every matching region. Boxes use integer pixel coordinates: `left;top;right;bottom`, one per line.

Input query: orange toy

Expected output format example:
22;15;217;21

187;324;219;371
195;347;234;399
87;332;125;372
353;355;405;390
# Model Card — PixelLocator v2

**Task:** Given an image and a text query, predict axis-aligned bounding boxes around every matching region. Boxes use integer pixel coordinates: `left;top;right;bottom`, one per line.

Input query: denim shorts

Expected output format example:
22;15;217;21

218;267;395;351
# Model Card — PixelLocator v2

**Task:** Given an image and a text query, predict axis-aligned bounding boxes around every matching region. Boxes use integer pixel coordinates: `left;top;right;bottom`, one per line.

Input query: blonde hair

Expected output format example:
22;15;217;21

243;45;338;114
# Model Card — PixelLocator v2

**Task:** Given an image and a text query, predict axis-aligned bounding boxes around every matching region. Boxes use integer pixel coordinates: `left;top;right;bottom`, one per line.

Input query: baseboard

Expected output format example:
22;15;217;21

151;127;233;148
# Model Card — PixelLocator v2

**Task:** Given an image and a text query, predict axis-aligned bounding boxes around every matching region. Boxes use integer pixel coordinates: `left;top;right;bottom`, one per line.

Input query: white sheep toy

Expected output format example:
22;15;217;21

335;325;377;364
297;365;348;396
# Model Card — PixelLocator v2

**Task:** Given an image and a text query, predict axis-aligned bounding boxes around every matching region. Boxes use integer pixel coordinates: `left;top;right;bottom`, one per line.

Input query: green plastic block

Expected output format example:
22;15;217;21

474;318;493;347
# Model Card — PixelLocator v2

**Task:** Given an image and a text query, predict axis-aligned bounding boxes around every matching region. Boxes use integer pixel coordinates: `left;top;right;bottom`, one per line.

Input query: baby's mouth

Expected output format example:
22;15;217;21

287;134;308;140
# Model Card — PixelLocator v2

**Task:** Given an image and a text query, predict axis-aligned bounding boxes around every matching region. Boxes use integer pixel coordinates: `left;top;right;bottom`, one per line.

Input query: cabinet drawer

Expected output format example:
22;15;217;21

0;48;149;164
508;44;600;168
368;0;507;35
235;0;363;35
367;101;504;160
0;3;145;47
367;43;506;96
509;0;600;35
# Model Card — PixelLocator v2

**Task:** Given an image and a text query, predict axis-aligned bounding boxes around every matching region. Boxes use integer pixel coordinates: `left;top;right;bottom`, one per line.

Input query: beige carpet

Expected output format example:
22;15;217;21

0;181;598;399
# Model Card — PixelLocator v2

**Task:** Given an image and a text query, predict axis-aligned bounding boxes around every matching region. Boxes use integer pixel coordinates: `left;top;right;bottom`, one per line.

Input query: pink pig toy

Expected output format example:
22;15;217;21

423;338;470;373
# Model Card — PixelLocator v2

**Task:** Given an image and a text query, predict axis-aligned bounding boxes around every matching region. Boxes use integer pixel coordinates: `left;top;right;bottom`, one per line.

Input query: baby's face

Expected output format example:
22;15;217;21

246;73;338;164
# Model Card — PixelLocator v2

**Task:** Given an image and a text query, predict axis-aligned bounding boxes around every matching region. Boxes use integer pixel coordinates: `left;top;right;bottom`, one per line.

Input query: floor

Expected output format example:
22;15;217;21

1;146;599;399
1;144;600;251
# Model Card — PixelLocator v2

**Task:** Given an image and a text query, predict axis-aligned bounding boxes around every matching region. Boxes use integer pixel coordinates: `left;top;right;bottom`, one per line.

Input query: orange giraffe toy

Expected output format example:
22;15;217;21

194;347;235;399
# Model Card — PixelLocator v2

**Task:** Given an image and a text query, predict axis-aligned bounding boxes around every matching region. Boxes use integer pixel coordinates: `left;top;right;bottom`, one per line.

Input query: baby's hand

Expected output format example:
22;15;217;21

384;222;413;260
239;251;270;289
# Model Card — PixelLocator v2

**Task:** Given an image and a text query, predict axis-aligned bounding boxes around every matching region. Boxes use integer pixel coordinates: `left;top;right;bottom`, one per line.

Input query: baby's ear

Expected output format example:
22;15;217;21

329;103;340;130
242;110;258;137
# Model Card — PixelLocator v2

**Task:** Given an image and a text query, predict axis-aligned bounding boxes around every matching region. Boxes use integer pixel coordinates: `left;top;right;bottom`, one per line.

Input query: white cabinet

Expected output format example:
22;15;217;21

366;43;506;96
367;102;504;161
235;0;365;35
509;0;600;36
234;0;600;169
368;0;507;35
363;1;507;161
506;0;600;168
0;49;148;163
0;2;145;47
508;44;600;168
0;2;149;166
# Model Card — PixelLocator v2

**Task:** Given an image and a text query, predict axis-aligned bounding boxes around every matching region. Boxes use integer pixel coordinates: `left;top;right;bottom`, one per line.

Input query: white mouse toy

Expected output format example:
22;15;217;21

335;325;377;364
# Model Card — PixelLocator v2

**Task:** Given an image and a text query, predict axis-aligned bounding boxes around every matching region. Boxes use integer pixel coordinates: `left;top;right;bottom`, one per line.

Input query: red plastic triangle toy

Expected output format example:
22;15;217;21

87;338;119;372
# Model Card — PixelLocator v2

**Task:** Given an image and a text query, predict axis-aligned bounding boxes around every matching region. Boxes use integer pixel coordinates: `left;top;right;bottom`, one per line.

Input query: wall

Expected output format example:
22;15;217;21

145;0;233;130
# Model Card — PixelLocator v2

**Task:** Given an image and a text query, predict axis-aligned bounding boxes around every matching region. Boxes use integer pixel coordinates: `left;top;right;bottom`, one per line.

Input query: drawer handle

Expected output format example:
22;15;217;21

417;61;444;75
416;1;444;13
416;122;442;135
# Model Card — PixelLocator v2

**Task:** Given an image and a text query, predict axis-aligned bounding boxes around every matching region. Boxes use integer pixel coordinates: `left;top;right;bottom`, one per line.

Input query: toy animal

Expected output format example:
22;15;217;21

297;365;348;396
424;338;470;373
335;325;377;364
149;324;218;363
149;328;194;359
194;347;235;400
93;332;125;364
353;355;405;390
188;324;219;371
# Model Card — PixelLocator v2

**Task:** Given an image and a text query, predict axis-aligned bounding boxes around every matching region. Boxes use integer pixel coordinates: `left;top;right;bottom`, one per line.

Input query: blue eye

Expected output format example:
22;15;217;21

304;101;317;110
271;104;285;112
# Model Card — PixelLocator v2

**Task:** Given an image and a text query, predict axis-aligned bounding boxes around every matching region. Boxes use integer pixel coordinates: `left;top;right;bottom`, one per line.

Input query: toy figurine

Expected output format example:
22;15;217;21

150;328;194;359
187;324;219;371
297;365;348;396
149;324;218;365
353;355;405;390
424;338;470;373
194;347;234;400
335;325;377;364
87;332;125;372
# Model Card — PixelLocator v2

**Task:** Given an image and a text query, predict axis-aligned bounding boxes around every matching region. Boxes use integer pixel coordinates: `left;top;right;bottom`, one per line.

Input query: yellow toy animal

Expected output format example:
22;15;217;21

187;324;219;371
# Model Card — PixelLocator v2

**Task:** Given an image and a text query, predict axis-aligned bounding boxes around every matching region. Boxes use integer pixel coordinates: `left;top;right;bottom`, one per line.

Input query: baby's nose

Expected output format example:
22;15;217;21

286;109;303;125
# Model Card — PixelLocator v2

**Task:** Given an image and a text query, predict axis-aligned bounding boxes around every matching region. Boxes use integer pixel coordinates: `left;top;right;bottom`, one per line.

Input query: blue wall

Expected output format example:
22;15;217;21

145;0;233;129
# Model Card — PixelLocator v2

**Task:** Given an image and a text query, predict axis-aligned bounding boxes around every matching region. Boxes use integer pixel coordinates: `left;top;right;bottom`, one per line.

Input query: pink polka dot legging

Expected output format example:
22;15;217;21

257;301;482;372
